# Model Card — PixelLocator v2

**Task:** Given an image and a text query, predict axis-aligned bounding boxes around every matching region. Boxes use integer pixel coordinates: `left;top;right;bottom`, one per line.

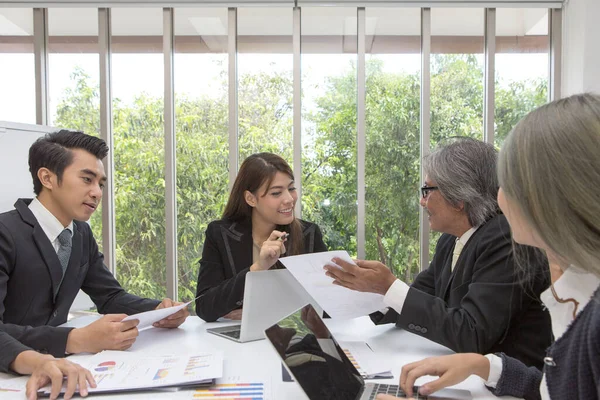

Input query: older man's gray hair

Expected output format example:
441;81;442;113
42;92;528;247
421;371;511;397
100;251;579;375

423;137;499;227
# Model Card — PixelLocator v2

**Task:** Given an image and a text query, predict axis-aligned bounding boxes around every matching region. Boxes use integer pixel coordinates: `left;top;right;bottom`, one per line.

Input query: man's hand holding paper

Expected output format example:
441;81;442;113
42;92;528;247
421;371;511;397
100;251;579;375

324;259;397;296
279;250;387;319
123;299;191;331
152;298;190;328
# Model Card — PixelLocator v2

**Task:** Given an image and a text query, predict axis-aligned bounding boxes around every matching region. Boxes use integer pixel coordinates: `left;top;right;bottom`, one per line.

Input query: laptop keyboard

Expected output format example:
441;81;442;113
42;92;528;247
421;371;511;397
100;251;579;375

369;384;426;399
221;329;241;339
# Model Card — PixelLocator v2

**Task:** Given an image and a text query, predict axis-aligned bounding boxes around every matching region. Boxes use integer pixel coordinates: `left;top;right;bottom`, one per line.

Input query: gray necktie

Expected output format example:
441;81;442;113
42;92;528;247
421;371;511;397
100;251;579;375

55;229;72;295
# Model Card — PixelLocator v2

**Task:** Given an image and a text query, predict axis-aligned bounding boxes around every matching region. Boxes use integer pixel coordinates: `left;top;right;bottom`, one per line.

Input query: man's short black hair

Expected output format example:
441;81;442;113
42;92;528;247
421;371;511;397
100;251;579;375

29;130;109;195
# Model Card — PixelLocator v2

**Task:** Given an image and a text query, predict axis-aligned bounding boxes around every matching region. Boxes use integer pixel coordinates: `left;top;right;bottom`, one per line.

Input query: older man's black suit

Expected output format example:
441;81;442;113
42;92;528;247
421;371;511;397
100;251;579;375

0;199;160;363
195;218;327;322
371;214;553;370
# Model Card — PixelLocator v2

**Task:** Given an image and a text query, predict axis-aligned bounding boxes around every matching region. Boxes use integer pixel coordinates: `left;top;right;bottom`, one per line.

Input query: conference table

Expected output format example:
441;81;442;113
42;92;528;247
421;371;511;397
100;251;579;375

0;315;518;400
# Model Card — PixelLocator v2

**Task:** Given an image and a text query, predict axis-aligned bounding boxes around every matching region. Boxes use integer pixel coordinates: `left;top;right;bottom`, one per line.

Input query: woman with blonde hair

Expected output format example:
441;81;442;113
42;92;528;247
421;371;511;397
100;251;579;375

195;153;327;322
379;93;600;400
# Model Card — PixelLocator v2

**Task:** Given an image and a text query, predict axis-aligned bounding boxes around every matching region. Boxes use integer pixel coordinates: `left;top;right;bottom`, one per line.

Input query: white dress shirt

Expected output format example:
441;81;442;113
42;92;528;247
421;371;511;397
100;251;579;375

382;226;478;314
28;197;73;253
484;265;600;399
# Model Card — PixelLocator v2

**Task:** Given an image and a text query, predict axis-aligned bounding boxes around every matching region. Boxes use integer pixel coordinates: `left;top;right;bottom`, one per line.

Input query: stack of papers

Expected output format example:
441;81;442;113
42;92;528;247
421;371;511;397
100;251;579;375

340;341;393;379
39;351;223;396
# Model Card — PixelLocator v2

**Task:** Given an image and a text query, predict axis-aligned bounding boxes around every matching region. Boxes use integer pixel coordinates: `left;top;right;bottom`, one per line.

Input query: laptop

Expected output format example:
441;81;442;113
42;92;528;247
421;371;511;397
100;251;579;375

206;269;322;343
265;304;472;400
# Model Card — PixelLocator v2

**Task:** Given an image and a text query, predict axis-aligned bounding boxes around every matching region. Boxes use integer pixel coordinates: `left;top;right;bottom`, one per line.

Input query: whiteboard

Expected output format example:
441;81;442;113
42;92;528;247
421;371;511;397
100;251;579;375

0;121;56;213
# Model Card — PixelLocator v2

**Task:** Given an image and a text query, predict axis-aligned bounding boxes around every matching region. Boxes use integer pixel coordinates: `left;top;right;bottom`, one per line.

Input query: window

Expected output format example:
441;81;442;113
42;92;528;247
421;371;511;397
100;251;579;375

365;8;421;280
0;8;35;124
301;7;358;255
495;8;549;147
431;8;485;143
174;7;229;302
111;8;166;299
238;8;293;163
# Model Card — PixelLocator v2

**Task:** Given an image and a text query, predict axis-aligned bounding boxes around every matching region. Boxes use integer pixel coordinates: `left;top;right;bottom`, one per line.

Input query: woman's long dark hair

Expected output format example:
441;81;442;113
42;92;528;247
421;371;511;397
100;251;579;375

223;153;304;256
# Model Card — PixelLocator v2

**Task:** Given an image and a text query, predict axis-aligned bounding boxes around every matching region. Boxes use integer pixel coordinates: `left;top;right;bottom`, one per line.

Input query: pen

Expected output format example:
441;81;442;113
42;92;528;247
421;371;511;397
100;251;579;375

278;232;289;241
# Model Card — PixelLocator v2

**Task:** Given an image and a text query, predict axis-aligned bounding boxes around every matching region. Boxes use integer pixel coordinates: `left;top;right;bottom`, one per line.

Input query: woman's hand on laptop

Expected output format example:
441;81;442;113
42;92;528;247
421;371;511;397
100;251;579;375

397;354;490;397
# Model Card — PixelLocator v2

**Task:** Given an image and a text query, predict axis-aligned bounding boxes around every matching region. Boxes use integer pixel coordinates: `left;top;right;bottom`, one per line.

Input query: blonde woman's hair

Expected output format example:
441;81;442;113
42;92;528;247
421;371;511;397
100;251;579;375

498;93;600;279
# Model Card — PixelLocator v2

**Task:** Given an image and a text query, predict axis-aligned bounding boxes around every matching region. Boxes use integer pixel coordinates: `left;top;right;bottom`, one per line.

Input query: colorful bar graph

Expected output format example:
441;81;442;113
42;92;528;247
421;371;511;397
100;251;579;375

193;383;264;399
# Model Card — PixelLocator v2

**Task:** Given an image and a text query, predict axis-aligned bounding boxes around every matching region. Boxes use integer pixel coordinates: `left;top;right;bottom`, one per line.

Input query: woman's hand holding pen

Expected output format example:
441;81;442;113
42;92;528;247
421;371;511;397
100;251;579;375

250;230;288;271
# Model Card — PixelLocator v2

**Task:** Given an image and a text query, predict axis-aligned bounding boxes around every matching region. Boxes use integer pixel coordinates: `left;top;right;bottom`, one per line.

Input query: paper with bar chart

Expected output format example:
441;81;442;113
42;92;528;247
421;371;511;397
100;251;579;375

190;375;270;400
38;351;223;396
340;341;393;379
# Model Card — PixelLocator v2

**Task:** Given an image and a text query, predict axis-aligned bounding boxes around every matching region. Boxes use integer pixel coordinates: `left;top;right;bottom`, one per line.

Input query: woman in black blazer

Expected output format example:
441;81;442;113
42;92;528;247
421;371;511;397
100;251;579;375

195;153;327;322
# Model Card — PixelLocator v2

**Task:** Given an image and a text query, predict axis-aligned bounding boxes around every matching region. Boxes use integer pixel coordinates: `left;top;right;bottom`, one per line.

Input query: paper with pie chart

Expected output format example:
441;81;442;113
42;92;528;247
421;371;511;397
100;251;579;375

38;350;223;395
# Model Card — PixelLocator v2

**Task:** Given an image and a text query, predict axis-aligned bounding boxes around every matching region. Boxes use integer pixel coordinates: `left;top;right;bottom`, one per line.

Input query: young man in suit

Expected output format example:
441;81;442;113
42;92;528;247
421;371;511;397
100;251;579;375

0;130;188;359
324;138;553;370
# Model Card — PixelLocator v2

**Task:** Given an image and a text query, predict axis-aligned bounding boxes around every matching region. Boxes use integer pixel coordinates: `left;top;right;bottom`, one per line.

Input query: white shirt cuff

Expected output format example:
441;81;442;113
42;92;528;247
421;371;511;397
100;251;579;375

383;279;411;314
483;354;503;388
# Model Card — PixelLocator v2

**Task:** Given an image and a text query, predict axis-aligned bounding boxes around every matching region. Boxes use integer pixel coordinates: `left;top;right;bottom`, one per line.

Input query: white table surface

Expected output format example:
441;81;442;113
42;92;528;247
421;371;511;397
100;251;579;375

0;316;518;400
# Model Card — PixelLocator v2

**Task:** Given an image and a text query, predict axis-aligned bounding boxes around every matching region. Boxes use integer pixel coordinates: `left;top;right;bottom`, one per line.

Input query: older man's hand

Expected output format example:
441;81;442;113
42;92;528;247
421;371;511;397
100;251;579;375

324;258;397;295
153;298;189;328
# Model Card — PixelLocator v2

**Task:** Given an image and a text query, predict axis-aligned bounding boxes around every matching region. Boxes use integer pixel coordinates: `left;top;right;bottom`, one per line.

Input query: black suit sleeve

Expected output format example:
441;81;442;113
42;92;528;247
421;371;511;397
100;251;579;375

398;228;531;354
370;238;439;325
195;223;249;322
0;222;74;358
313;225;328;253
79;223;160;314
0;330;32;373
370;258;439;325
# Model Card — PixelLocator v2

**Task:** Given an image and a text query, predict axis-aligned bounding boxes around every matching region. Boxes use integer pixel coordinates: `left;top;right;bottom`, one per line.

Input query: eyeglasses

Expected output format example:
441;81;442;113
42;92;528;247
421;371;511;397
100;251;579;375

420;185;439;199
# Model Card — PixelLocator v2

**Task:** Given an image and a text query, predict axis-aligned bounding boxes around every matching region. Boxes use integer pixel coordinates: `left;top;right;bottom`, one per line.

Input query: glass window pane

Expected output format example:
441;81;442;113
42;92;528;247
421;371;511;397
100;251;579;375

0;8;35;124
430;8;484;256
431;8;484;143
237;8;293;163
111;8;166;299
495;8;549;147
301;7;357;256
174;7;229;303
366;8;421;282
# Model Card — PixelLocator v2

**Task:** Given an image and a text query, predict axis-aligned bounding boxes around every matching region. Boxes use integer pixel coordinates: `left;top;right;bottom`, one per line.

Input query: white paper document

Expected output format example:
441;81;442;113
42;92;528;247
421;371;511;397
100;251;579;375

339;341;393;379
39;351;223;396
123;301;191;331
279;250;386;319
0;377;26;398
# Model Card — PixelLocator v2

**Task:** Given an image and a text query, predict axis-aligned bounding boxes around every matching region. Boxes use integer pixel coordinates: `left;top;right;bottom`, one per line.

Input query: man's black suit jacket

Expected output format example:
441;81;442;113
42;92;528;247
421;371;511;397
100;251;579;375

371;214;553;370
0;330;30;373
0;199;160;362
195;218;327;322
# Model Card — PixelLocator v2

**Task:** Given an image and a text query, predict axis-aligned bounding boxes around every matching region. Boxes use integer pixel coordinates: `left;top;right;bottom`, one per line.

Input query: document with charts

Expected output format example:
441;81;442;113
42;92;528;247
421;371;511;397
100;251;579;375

279;250;386;319
38;351;223;396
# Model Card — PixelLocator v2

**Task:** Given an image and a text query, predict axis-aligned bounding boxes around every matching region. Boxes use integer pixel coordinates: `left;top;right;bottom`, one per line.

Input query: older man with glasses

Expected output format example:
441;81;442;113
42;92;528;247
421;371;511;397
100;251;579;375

325;137;553;370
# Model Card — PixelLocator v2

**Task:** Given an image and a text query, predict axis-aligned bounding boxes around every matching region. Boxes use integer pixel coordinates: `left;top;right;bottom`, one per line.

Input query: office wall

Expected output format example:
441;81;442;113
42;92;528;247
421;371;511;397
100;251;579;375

562;0;600;96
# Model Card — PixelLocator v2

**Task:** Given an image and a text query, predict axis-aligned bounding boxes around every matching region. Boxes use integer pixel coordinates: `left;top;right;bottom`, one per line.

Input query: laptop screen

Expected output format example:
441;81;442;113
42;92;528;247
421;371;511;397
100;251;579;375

265;304;365;400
